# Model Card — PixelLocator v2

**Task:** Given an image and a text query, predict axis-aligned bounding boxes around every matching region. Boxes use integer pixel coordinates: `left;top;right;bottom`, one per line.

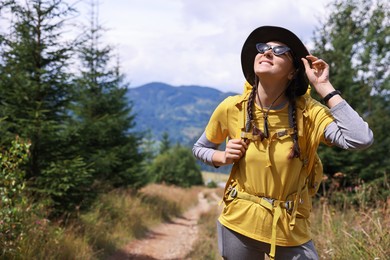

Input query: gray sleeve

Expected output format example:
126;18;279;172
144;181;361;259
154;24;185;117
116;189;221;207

324;100;374;150
192;132;220;166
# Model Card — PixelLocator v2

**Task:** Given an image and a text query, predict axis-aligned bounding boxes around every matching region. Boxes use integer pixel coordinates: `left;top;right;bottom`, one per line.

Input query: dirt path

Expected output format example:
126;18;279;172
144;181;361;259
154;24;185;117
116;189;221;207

108;189;220;260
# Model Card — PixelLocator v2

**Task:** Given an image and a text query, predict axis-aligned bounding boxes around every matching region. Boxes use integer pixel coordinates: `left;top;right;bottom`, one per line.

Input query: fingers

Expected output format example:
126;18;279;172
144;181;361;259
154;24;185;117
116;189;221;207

225;139;248;161
302;55;331;90
303;55;328;69
302;55;329;79
301;57;311;72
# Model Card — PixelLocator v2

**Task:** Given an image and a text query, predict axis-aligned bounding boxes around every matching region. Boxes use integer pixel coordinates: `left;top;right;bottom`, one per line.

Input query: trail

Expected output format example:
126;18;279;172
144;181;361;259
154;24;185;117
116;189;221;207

108;189;220;260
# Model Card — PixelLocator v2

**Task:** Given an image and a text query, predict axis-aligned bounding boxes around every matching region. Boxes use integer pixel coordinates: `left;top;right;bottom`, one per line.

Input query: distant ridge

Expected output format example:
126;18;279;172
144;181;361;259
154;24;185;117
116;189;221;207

127;82;237;145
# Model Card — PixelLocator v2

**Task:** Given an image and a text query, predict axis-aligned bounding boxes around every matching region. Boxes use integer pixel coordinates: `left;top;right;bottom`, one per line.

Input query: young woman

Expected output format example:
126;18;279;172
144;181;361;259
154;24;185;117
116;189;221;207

192;26;373;260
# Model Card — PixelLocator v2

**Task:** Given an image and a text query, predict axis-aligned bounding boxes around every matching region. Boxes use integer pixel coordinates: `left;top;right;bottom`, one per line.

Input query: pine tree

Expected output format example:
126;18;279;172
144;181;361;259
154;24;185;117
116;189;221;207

0;0;93;213
159;132;171;154
72;0;144;189
312;0;390;184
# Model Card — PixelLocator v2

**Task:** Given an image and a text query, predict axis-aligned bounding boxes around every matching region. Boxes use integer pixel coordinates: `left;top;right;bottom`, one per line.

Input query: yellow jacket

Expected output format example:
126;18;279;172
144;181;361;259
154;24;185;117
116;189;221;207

205;82;333;258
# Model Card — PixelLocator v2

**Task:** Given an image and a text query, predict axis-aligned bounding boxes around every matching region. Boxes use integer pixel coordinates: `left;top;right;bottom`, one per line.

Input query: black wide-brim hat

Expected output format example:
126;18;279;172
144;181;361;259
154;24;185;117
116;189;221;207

241;26;309;96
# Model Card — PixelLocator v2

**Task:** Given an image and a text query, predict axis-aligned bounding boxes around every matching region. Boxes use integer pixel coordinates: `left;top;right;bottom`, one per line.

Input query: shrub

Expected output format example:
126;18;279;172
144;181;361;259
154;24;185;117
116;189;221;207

0;137;30;255
149;145;203;187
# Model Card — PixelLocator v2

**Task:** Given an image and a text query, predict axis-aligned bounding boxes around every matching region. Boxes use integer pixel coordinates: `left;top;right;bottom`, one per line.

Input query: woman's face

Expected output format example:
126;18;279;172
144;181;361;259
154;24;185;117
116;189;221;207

253;41;295;81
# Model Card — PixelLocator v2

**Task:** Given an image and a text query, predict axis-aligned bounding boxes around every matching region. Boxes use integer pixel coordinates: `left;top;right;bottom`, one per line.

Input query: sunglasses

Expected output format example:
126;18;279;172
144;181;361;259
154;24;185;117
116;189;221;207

256;43;291;56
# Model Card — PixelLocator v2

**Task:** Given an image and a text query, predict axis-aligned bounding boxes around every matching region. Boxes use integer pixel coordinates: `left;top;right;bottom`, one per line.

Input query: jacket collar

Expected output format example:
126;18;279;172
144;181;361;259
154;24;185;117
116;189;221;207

235;82;315;137
235;81;310;113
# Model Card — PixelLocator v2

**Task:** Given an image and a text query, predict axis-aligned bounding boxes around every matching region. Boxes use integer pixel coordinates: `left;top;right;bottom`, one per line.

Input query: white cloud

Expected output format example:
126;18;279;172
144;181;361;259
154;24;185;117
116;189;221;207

72;0;333;93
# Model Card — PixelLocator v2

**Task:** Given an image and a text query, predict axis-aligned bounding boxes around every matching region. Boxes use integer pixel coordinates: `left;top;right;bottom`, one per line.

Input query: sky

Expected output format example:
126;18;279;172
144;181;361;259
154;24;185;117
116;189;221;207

72;0;333;92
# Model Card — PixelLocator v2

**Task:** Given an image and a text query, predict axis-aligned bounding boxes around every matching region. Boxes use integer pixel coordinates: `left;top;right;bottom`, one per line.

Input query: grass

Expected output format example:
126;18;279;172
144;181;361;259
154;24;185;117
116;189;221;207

4;183;389;260
188;189;389;260
311;198;389;259
4;184;201;260
79;184;202;258
185;188;224;260
6;213;96;260
202;171;229;187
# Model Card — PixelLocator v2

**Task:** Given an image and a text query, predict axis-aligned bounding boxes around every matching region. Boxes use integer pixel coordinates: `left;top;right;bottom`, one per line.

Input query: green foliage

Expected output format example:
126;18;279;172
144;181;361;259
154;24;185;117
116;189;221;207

149;144;203;187
159;132;171;154
35;156;94;214
139;130;158;163
0;0;96;214
312;0;390;182
0;0;147;216
325;172;390;210
206;180;218;188
0;136;30;254
71;0;145;189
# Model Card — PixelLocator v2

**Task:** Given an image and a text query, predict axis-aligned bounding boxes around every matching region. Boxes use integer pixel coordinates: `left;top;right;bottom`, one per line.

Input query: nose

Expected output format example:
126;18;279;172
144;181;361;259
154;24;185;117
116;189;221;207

263;49;273;57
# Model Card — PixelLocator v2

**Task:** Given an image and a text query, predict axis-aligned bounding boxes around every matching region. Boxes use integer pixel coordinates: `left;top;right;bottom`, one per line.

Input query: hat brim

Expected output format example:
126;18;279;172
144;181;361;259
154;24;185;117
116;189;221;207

241;26;309;96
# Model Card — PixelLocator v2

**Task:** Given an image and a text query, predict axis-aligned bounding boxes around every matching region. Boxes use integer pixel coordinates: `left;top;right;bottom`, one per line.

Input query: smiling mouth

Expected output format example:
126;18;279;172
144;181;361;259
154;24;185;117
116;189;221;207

260;60;273;65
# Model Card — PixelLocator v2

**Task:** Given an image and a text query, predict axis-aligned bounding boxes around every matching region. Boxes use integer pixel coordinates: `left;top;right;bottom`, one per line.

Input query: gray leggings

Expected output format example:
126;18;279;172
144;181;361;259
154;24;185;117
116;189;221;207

217;221;319;260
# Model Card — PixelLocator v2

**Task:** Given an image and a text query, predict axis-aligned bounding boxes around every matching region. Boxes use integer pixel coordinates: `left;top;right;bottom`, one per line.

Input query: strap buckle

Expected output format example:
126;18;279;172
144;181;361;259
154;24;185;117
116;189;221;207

284;201;294;212
230;188;238;198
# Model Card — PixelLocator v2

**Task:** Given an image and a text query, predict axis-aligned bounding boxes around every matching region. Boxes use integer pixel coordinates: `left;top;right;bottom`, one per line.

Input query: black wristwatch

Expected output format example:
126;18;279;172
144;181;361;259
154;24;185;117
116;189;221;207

322;90;341;104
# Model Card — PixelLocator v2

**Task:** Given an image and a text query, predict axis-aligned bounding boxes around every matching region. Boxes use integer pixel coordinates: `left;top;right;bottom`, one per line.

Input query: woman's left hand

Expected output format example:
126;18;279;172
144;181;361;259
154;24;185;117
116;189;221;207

301;55;330;85
302;55;343;107
302;55;334;98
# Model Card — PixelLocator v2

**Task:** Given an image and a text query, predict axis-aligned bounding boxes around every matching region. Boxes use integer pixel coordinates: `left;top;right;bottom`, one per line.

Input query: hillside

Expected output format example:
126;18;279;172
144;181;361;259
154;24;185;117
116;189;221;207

127;82;237;145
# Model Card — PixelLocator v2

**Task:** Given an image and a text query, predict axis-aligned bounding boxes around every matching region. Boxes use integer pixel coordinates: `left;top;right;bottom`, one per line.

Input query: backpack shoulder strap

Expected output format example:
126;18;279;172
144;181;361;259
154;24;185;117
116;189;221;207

296;94;324;196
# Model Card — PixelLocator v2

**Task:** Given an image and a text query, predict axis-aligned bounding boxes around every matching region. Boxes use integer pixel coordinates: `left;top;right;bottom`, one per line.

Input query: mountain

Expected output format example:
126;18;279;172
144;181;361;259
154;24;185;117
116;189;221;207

127;82;238;145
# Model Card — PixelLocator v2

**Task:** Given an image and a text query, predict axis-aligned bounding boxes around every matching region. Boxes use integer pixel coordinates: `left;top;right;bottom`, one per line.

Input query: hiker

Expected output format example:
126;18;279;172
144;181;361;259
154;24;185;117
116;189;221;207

192;26;373;260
